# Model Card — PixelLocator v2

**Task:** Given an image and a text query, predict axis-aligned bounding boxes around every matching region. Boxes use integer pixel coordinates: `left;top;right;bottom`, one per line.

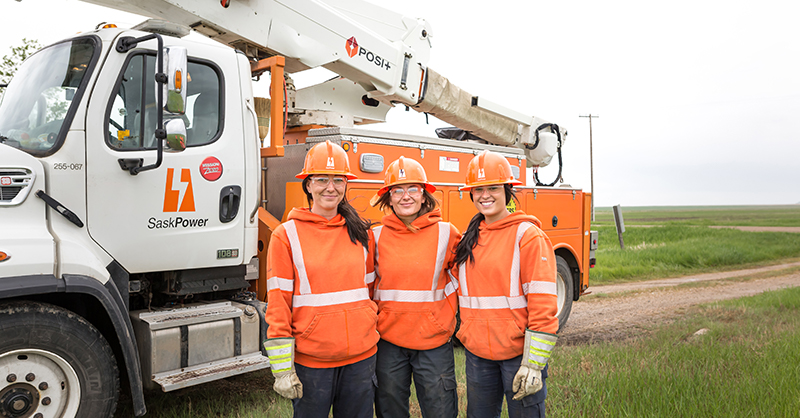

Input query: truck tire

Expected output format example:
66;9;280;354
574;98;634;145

555;256;574;331
0;301;119;418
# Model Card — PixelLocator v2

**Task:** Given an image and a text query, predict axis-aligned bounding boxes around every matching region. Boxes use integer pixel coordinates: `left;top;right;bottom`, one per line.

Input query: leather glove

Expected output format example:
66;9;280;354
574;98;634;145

263;337;303;399
512;329;557;401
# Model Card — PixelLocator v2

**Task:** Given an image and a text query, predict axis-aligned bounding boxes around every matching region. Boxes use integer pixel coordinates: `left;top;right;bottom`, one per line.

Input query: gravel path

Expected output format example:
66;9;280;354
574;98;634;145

559;262;800;345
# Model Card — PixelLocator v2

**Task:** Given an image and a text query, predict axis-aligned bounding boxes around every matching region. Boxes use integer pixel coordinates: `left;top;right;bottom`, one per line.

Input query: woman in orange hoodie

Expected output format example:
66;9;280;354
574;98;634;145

263;140;378;418
453;150;558;418
371;156;461;418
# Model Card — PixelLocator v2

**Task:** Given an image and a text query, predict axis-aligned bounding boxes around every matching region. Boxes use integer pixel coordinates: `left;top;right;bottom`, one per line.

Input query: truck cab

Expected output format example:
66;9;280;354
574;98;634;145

0;24;264;417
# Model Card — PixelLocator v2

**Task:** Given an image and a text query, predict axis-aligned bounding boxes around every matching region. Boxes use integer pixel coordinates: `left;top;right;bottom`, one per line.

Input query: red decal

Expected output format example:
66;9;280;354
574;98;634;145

346;37;358;58
0;177;10;186
200;157;223;182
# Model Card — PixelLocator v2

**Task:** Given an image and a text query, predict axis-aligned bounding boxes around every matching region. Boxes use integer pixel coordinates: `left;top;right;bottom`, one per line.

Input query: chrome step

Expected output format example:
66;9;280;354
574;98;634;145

152;352;270;392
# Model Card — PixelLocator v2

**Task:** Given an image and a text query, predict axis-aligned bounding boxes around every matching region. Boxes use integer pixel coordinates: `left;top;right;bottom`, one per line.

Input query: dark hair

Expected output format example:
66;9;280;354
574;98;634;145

454;184;518;266
302;177;372;249
374;185;439;222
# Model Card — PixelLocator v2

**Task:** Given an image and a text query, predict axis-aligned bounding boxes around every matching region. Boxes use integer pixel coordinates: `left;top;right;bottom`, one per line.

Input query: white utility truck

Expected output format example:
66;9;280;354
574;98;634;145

0;1;592;416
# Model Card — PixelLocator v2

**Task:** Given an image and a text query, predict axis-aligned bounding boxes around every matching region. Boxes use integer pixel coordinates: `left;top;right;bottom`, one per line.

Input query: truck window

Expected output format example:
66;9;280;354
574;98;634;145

106;54;222;150
0;37;99;157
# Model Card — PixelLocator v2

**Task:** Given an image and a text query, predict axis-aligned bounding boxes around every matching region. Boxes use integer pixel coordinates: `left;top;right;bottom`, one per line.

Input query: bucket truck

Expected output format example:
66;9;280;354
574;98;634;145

0;0;594;416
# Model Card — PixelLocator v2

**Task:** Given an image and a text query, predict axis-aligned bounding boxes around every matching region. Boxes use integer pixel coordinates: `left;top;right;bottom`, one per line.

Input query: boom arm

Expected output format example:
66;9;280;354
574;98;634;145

81;0;566;167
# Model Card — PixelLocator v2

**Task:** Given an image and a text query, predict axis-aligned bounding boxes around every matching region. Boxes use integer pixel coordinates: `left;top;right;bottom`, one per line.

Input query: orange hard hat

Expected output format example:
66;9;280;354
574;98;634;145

377;156;436;196
460;150;521;190
295;140;357;180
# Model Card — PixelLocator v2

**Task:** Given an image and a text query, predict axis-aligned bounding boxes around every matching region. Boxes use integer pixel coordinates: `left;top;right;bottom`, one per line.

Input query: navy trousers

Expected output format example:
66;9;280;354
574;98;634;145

464;348;547;418
292;353;377;418
375;339;458;418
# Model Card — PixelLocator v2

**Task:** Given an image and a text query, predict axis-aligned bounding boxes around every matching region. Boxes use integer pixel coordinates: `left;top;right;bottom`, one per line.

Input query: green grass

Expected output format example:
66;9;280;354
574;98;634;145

547;286;800;417
119;287;800;417
591;224;800;284
593;204;800;227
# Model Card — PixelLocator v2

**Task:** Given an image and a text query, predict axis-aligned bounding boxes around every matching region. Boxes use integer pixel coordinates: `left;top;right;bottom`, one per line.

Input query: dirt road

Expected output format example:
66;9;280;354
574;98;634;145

559;262;800;345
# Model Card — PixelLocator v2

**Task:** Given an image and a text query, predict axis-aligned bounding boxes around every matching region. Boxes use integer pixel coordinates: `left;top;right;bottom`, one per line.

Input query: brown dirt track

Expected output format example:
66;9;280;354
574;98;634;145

559;261;800;345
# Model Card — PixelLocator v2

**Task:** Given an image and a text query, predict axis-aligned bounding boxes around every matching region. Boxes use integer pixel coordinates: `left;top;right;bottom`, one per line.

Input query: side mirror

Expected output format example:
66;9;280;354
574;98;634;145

164;118;187;152
162;46;187;114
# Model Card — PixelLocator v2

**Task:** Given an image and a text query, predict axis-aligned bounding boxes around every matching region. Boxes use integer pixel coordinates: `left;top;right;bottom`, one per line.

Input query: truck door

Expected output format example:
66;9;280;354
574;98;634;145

86;49;246;273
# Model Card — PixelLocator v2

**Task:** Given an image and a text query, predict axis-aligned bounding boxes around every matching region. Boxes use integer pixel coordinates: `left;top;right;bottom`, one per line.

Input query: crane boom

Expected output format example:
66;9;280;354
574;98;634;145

80;0;566;167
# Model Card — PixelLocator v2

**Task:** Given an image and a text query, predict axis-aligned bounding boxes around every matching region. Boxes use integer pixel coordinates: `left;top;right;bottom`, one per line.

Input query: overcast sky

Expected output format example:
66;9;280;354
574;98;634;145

3;0;799;206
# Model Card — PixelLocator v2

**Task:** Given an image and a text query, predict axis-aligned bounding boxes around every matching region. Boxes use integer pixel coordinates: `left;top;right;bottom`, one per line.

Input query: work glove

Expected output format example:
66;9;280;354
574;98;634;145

263;337;303;399
512;329;557;401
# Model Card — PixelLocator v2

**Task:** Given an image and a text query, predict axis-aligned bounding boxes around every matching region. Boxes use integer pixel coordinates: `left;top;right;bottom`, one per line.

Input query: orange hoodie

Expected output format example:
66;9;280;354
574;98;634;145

453;211;557;361
265;207;378;368
373;208;461;350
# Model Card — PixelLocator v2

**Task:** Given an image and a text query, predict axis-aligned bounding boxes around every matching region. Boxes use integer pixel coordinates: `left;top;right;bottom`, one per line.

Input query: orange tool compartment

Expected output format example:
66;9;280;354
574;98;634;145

263;127;591;298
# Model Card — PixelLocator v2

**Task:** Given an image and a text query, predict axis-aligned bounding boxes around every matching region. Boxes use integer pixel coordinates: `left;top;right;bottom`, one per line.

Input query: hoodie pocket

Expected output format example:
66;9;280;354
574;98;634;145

456;318;525;359
296;306;379;360
377;308;452;345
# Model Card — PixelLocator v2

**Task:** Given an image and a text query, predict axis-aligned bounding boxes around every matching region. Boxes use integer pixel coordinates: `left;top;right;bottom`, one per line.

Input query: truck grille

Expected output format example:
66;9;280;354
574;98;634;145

0;168;35;206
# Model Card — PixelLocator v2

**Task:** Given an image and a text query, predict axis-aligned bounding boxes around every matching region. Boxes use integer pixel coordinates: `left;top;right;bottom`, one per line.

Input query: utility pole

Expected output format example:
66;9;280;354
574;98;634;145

579;114;598;221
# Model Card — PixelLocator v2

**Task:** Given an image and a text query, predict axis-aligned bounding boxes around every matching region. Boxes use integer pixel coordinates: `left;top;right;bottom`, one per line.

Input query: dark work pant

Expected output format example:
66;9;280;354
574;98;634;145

464;348;548;418
293;354;377;418
375;339;458;418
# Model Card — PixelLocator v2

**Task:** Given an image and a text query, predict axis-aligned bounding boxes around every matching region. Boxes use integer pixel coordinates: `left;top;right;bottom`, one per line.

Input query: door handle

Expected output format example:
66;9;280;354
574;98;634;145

219;185;241;223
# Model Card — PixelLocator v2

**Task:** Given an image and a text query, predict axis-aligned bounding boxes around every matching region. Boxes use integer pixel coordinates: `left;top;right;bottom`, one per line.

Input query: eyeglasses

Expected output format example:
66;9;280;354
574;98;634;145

471;185;504;196
390;186;423;198
311;176;347;187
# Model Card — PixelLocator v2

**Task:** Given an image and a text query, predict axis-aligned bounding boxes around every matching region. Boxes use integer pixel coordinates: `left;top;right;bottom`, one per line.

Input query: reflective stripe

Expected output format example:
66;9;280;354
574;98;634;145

267;276;294;293
283;221;311;295
458;295;527;310
285;220;372;307
373;222;452;302
265;343;292;356
270;358;292;373
531;335;557;348
444;275;458;297
509;223;532;297
363;247;372;284
293;288;370;308
374;278;457;302
373;226;383;280
375;288;447;302
523;281;557;296
266;343;294;372
458;263;468;297
431;223;451;292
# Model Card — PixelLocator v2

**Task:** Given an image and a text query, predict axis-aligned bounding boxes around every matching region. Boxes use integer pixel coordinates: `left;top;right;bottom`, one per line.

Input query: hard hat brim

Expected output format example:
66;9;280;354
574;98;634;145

459;179;522;191
296;171;358;180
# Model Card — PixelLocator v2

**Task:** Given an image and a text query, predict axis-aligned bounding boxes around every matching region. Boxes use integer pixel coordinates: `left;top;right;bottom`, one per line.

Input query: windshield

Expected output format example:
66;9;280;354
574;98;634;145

0;37;98;156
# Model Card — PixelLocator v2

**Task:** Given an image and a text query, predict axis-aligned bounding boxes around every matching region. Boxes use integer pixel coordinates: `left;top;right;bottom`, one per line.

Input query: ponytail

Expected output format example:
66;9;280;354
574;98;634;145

454;212;485;266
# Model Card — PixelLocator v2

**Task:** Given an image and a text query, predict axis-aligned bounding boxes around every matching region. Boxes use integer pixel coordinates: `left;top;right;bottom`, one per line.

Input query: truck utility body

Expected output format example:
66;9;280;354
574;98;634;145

0;1;593;416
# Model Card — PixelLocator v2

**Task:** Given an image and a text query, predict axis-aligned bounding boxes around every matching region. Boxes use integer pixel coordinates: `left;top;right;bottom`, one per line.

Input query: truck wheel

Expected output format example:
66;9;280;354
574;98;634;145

0;301;119;418
555;256;574;331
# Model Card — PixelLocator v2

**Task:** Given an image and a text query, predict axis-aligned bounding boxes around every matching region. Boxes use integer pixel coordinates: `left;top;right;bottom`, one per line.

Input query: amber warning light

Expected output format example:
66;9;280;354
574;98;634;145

174;70;182;91
0;251;9;262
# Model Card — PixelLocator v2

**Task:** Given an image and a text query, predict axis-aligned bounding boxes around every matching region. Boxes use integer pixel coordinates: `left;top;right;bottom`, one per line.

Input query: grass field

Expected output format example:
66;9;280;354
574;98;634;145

593;204;800;227
118;286;800;418
591;223;800;284
548;286;800;417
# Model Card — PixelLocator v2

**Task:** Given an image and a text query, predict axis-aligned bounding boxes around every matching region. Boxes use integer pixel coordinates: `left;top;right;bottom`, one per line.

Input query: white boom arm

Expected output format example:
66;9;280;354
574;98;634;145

80;0;565;167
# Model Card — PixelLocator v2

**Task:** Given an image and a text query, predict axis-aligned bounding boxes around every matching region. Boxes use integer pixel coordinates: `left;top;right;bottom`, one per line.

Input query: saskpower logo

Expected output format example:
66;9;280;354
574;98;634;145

164;168;195;212
148;168;208;229
345;36;391;70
